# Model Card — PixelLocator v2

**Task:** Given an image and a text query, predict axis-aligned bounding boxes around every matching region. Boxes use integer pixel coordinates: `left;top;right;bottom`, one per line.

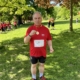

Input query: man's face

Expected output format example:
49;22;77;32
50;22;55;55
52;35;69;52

33;13;42;25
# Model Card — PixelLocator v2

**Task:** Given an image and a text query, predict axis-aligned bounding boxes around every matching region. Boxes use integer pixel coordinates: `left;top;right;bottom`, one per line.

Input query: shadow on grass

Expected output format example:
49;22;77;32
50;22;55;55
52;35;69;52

0;28;80;80
0;38;31;80
45;28;80;80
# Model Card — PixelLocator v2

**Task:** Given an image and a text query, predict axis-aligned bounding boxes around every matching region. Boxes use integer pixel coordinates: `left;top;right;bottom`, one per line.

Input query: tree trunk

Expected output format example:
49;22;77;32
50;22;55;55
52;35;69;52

16;15;23;26
70;0;73;31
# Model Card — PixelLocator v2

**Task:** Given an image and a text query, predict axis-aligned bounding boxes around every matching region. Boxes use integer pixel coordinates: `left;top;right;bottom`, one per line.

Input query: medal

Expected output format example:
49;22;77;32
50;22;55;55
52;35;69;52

36;31;39;35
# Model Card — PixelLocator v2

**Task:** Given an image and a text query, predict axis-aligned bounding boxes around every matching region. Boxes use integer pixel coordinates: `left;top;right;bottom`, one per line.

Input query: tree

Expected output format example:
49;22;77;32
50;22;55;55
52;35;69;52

57;7;70;20
34;0;58;10
0;0;35;22
70;0;73;31
34;0;80;31
54;0;80;31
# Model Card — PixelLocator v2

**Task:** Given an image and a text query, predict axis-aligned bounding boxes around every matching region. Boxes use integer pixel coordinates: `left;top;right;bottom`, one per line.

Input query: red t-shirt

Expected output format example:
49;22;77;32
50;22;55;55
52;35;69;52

0;23;2;29
25;25;52;57
2;23;6;28
14;21;17;25
6;22;11;28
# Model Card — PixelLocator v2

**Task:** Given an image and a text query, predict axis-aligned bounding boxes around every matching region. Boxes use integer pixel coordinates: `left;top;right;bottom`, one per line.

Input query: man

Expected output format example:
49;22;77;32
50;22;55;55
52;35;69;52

51;19;55;30
24;11;54;80
48;19;51;28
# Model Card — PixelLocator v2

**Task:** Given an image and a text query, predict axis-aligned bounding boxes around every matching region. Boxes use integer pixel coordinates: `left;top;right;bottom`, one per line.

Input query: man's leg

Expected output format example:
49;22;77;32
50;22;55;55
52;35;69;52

31;63;37;79
39;56;46;80
30;56;38;80
39;63;44;77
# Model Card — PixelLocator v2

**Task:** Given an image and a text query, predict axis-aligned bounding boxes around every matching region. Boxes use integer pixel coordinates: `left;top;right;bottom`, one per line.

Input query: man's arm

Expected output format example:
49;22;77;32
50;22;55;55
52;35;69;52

47;40;54;53
24;35;32;44
24;30;36;44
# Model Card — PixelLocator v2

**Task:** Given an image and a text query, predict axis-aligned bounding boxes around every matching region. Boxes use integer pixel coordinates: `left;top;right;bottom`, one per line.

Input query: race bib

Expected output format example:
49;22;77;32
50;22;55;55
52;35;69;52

34;40;44;47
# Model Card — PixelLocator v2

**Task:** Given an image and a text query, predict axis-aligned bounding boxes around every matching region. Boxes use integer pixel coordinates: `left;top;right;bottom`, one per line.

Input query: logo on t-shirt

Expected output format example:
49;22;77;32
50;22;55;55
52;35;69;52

42;34;45;36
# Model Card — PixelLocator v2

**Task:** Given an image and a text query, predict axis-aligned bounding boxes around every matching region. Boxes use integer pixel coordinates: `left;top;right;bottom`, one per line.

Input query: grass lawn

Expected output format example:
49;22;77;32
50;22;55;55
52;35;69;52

0;20;80;80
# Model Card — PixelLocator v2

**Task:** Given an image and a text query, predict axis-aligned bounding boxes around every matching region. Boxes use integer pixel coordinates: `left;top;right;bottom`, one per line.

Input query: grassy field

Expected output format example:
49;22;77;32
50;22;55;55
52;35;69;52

0;20;80;80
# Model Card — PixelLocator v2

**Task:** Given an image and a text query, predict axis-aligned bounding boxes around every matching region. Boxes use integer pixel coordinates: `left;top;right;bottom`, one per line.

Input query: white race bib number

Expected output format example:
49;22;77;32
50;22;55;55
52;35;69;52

34;40;44;47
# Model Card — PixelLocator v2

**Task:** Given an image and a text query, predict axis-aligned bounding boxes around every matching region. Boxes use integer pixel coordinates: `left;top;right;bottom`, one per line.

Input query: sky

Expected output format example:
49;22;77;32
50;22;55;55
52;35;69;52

50;0;60;6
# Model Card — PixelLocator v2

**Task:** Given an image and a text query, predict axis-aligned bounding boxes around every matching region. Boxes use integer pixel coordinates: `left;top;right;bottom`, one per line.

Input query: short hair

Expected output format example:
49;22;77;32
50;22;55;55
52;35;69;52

32;11;42;18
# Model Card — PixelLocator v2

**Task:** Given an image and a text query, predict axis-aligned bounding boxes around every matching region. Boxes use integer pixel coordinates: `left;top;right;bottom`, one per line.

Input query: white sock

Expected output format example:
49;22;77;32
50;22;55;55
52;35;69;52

32;74;36;79
39;73;43;77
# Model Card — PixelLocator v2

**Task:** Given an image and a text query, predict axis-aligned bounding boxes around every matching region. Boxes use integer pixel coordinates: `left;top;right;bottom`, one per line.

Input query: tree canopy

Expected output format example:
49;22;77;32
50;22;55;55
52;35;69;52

0;0;35;21
33;0;80;8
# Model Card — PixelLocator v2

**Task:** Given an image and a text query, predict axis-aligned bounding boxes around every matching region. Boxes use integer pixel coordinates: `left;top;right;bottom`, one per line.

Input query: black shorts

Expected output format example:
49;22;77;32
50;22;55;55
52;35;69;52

30;56;46;64
51;22;55;26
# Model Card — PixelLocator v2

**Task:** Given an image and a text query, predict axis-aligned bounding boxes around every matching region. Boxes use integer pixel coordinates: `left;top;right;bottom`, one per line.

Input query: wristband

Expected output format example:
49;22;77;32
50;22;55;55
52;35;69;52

28;34;32;37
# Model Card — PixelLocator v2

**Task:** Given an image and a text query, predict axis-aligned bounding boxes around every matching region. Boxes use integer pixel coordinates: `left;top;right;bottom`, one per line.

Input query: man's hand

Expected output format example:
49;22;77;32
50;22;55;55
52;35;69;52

24;30;37;44
29;30;36;36
50;47;54;53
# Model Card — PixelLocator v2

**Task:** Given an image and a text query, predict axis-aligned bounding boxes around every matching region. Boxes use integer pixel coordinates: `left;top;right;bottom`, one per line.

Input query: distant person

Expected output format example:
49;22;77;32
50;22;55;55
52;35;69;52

0;22;2;31
76;18;78;23
2;22;6;31
6;21;11;30
48;20;51;28
13;21;17;28
51;19;55;29
24;11;54;80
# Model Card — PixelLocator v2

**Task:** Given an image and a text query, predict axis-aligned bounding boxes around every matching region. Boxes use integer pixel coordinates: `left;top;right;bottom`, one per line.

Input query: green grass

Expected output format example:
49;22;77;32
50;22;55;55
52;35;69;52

0;20;80;80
